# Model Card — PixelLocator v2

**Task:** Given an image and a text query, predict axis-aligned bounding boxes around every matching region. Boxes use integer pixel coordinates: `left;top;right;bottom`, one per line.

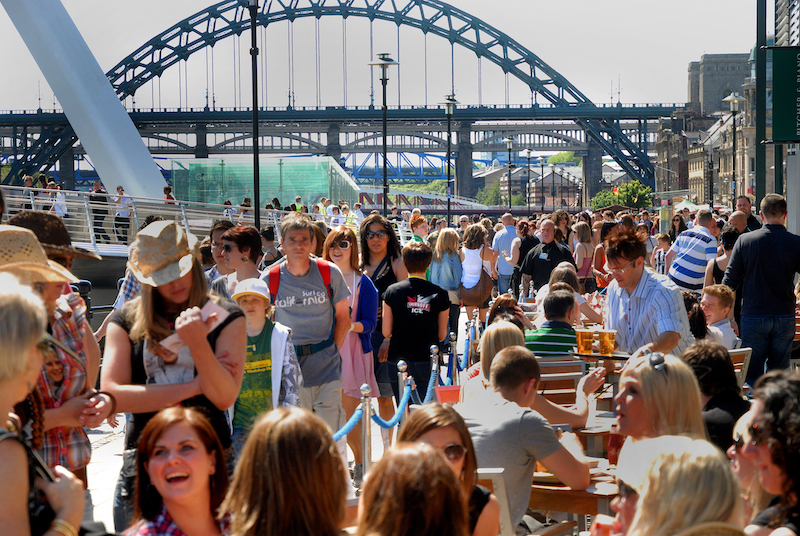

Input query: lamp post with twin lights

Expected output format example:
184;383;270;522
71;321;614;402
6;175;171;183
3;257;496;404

440;94;459;227
370;53;399;217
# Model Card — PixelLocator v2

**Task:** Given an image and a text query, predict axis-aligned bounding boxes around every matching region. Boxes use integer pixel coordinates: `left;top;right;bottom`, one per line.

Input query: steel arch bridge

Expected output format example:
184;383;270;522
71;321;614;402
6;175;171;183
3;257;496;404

6;0;655;188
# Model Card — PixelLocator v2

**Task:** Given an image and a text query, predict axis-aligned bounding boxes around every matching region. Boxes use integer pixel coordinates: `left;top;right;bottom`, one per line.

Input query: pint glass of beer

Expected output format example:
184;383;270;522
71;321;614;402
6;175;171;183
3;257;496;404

575;329;594;354
598;329;616;356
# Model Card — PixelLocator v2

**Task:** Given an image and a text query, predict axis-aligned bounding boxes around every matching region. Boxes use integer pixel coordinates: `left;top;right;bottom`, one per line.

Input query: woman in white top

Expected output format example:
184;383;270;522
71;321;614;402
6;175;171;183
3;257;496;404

460;224;497;323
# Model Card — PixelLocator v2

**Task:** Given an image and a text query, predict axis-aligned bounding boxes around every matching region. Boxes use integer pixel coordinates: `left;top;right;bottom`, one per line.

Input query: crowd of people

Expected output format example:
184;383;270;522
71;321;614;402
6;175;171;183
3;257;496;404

2;181;800;536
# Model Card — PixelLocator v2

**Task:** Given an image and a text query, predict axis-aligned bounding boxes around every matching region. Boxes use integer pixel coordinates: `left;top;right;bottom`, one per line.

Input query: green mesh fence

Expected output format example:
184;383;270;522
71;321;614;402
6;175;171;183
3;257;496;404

170;156;359;209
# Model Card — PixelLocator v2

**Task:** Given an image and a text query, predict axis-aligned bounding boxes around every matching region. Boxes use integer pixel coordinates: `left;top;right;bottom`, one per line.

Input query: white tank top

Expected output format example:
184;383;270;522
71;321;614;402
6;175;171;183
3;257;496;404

461;245;486;288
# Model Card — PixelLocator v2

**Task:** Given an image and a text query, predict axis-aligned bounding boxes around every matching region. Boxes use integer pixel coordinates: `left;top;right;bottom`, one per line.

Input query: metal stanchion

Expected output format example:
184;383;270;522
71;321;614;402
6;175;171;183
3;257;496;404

430;345;440;389
397;360;409;424
360;383;372;476
448;331;458;384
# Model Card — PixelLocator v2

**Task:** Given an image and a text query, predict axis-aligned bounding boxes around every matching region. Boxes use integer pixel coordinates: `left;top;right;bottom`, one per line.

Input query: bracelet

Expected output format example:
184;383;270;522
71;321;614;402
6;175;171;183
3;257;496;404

49;519;78;536
96;390;118;419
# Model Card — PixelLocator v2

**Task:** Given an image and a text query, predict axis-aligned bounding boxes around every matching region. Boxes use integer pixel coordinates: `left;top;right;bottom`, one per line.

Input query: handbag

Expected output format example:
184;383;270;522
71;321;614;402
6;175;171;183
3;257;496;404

459;268;493;307
582;276;597;294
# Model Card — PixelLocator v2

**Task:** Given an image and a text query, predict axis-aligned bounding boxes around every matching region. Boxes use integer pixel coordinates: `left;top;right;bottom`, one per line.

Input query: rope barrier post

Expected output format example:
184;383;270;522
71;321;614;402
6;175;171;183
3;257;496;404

449;331;458;385
397;360;409;425
360;383;372;476
472;308;480;340
430;344;440;389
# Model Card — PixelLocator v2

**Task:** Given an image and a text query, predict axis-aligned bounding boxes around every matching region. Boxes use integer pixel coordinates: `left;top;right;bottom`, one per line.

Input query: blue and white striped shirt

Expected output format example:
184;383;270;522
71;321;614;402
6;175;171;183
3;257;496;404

667;226;717;291
606;269;694;355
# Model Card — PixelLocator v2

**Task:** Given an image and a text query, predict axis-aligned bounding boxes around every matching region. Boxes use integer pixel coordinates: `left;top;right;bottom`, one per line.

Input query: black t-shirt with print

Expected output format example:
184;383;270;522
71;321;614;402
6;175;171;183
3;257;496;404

383;278;450;361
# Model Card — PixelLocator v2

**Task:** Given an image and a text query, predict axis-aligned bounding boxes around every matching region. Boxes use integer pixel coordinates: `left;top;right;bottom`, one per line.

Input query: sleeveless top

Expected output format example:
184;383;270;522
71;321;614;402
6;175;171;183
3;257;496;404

461;246;486;289
517;236;538;270
712;258;725;284
369;255;399;332
468;484;492;533
575;243;593;278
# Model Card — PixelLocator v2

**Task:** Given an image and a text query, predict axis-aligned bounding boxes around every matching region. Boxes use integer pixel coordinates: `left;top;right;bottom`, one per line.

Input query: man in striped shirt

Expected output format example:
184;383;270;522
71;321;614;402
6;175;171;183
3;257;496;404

525;289;578;358
666;209;719;292
605;230;694;355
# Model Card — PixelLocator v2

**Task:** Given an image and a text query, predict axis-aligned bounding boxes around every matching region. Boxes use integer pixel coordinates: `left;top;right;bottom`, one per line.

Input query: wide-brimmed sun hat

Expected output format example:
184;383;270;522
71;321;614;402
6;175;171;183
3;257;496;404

7;211;102;261
231;278;271;302
128;220;198;287
0;225;79;283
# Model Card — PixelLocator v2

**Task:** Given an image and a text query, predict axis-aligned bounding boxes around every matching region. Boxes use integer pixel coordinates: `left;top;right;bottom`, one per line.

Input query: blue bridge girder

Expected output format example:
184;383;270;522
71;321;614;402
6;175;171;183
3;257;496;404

2;0;682;188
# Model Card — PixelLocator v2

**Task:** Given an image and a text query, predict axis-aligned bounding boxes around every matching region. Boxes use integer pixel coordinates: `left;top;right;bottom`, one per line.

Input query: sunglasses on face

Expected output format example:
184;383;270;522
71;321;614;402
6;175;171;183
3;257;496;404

617;480;637;499
366;230;388;240
332;240;351;250
221;244;238;253
732;433;744;452
441;443;467;462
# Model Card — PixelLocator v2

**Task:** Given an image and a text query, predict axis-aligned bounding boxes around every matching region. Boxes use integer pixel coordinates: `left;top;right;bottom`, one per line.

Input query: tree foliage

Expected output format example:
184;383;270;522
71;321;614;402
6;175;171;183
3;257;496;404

547;151;582;166
590;180;653;211
511;193;526;206
476;181;501;206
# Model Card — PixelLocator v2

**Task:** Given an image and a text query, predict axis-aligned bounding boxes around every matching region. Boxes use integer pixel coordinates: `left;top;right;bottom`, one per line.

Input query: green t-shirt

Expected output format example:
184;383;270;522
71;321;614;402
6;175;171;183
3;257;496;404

524;321;577;358
233;320;274;431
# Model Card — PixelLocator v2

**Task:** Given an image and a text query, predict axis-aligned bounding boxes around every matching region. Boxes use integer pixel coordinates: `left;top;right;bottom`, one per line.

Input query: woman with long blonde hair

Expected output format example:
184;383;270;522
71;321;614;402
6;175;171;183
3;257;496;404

431;227;463;338
572;221;594;294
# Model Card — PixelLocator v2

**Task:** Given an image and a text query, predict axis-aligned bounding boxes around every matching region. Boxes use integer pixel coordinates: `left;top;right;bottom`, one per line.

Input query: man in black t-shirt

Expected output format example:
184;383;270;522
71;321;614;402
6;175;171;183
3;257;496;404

89;179;111;243
521;218;575;292
383;242;449;401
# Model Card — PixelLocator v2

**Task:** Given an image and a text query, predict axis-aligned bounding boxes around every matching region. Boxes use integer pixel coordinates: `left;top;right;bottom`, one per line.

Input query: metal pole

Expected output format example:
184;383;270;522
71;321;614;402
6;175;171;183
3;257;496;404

360;384;372;476
249;0;261;229
449;331;458;385
507;145;512;211
381;68;389;217
527;153;531;217
397;360;409;424
732;109;737;200
430;345;440;390
541;161;545;210
446;107;452;227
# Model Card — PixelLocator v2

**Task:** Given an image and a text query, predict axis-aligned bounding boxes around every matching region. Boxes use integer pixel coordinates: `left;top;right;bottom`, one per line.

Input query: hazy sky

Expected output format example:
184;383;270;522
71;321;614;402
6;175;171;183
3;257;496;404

0;0;759;111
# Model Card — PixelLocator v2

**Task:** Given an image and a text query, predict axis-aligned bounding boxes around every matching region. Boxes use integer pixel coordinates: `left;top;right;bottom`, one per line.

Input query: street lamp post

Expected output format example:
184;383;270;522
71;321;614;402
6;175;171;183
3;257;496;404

248;0;261;228
504;136;514;211
370;53;399;217
540;160;545;210
723;93;746;203
521;149;533;217
440;94;459;227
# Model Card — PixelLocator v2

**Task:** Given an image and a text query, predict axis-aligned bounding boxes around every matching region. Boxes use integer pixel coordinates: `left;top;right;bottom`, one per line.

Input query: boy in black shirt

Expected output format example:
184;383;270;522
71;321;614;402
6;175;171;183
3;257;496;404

382;242;450;401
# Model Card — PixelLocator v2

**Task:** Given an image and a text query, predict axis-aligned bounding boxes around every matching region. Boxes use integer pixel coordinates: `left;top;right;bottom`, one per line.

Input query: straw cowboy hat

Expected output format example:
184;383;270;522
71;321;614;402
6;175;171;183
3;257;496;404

7;211;102;261
128;220;198;287
0;224;79;283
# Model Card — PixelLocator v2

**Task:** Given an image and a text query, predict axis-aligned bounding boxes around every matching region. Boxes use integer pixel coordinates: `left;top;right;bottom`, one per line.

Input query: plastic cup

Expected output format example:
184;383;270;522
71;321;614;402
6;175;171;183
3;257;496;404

575;329;594;354
598;329;616;357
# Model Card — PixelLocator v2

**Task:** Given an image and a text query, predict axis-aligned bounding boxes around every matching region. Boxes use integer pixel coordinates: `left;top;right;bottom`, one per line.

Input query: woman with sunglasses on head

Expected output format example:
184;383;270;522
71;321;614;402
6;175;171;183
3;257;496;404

0;275;87;536
101;221;246;531
592;435;744;536
615;352;705;443
210;225;263;299
323;226;379;488
359;214;408;445
397;403;499;536
742;371;800;536
128;407;229;536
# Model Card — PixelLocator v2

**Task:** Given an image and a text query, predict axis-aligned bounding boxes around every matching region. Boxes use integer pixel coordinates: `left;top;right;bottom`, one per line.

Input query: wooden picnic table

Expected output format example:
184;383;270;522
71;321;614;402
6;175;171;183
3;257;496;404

529;474;618;531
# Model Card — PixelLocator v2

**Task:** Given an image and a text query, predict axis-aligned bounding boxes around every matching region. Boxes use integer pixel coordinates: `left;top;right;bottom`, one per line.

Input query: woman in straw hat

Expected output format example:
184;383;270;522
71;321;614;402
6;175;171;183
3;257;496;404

100;220;246;532
0;273;87;536
0;224;112;518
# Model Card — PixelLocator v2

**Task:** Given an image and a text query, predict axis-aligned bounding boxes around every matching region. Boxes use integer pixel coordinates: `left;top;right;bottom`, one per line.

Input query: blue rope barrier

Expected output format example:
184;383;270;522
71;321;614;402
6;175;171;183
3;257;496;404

460;337;470;371
333;406;363;442
446;345;455;384
372;384;412;429
422;363;439;404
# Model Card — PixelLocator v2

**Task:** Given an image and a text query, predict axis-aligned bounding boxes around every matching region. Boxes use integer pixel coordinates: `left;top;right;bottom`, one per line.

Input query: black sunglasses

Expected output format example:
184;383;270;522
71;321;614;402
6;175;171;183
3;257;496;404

648;353;669;377
366;230;388;240
617;480;637;499
221;244;237;253
441;443;467;462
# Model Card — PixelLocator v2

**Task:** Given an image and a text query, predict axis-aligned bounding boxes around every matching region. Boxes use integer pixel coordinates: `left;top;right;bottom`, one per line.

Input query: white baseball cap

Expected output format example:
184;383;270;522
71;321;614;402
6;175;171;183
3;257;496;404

231;278;270;302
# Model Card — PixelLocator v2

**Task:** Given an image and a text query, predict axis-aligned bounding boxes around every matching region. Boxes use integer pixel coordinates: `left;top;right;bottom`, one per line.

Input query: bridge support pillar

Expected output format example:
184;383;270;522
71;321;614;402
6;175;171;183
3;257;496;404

326;123;342;162
58;147;75;191
456;122;474;199
583;138;603;205
194;123;209;158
